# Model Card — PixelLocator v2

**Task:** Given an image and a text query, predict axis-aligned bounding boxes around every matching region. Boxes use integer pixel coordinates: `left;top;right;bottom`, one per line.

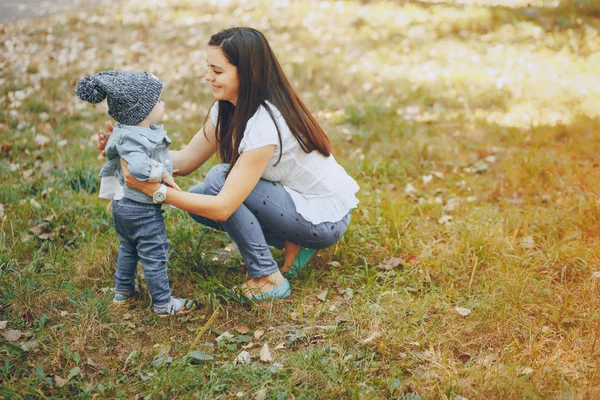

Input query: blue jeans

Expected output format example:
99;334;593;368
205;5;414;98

112;198;171;305
189;164;352;279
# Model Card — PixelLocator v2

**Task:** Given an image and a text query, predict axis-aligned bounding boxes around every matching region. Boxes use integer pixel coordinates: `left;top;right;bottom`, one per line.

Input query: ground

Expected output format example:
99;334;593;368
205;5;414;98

1;0;600;398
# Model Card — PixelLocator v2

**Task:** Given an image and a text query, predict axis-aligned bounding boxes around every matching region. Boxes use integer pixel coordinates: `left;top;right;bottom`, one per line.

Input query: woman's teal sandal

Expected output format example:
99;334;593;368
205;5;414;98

284;248;318;280
225;279;292;303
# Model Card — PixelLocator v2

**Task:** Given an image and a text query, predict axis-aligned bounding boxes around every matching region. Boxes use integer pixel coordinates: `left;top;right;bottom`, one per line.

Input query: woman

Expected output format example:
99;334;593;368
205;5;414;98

99;27;359;301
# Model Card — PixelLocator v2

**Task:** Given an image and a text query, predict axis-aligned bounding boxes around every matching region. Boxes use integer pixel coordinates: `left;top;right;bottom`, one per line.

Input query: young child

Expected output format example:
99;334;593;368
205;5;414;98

76;70;193;316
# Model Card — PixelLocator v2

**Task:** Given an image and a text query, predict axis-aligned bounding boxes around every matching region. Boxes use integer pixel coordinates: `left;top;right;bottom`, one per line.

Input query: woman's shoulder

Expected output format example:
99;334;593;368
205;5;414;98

248;101;285;128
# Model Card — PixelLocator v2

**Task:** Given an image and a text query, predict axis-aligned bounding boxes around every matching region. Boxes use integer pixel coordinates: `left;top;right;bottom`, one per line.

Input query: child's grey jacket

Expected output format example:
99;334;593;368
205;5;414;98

99;124;173;204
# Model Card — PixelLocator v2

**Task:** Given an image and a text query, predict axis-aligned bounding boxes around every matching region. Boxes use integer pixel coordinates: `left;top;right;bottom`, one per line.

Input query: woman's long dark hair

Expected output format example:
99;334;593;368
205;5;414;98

207;27;331;168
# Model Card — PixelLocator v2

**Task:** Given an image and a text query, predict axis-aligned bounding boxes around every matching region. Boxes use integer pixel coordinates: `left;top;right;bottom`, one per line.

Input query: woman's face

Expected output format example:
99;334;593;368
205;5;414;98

205;46;239;105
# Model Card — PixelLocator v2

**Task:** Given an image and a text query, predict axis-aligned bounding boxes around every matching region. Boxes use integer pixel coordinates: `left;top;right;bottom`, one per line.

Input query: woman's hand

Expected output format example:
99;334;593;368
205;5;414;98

120;159;160;196
98;121;114;157
161;172;182;191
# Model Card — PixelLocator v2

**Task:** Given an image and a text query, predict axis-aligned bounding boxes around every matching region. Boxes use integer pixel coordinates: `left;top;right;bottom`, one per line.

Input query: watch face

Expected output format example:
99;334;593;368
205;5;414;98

153;187;166;203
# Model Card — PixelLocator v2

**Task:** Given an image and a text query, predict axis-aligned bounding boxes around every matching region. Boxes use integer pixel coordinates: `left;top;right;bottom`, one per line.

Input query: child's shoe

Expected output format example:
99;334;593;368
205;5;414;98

153;296;194;317
113;287;138;304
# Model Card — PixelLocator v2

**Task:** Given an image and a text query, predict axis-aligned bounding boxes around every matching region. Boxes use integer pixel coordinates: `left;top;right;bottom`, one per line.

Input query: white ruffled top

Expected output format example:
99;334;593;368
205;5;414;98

210;101;359;224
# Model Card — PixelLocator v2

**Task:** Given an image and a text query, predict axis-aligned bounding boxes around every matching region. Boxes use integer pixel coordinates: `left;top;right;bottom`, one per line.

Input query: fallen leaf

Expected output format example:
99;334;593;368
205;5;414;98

0;204;4;218
254;329;266;340
236;324;250;334
86;358;99;368
259;343;272;362
482;353;498;366
438;215;453;225
215;332;233;342
234;350;251;365
592;271;600;279
224;243;238;252
474;160;489;173
123;313;132;320
60;311;69;317
520;236;535;249
20;341;38;351
443;198;461;212
361;331;381;344
274;342;285;350
29;224;47;235
455;307;472;316
54;375;68;387
0;321;7;329
316;290;328;302
255;388;268;400
3;329;23;342
518;367;534;375
34;134;51;147
38;232;55;240
242;342;259;350
404;183;417;196
376;257;404;271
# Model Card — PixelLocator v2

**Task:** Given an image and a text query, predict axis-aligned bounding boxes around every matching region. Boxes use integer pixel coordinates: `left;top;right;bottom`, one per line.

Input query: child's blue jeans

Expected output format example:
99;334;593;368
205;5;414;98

112;198;171;305
188;164;352;279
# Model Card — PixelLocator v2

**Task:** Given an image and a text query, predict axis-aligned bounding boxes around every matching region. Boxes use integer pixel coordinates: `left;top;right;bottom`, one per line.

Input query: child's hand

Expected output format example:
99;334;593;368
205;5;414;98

98;121;114;157
162;172;182;191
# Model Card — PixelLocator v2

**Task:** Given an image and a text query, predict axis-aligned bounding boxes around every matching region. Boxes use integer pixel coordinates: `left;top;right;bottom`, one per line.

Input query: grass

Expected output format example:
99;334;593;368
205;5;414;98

2;0;600;398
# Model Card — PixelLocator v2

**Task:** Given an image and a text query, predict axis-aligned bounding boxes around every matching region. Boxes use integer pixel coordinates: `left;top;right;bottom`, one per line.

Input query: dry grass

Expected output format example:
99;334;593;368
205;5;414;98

2;0;600;398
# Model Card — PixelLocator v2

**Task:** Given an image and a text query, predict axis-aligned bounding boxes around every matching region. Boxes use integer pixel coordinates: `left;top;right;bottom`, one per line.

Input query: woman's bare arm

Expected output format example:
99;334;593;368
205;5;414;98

123;145;276;221
170;118;218;176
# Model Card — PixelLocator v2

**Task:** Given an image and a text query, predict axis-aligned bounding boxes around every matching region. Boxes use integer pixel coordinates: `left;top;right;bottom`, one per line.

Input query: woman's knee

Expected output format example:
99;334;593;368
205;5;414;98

204;164;230;195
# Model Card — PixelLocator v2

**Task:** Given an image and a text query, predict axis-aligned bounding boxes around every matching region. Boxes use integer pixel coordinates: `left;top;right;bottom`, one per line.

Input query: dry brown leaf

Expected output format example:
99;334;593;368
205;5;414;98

86;357;99;368
0;321;7;330
234;350;251;365
254;329;266;340
259;343;272;362
34;134;51;147
29;224;47;235
38;232;55;240
3;329;23;342
376;257;404;271
361;331;381;344
54;375;68;387
236;324;250;334
455;307;472;316
274;342;285;350
316;290;328;302
223;243;238;252
255;388;268;400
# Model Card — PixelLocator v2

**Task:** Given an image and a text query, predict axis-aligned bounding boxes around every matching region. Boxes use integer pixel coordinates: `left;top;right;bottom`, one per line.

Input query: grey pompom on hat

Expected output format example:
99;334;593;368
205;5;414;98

76;70;163;125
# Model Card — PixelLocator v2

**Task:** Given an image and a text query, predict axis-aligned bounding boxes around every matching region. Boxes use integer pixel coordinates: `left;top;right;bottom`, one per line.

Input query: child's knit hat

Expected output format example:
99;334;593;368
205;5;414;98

76;70;163;125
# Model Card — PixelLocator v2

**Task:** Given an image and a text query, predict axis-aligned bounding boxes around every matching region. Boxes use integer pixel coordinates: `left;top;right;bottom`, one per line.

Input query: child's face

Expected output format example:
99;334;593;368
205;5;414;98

147;96;165;124
205;46;239;105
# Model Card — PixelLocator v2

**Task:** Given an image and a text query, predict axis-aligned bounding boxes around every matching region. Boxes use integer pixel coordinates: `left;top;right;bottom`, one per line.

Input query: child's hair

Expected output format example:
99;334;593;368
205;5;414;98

207;27;331;168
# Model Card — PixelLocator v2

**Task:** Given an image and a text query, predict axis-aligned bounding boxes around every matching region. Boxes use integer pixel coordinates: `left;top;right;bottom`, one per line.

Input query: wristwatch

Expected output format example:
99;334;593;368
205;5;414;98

152;184;167;203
